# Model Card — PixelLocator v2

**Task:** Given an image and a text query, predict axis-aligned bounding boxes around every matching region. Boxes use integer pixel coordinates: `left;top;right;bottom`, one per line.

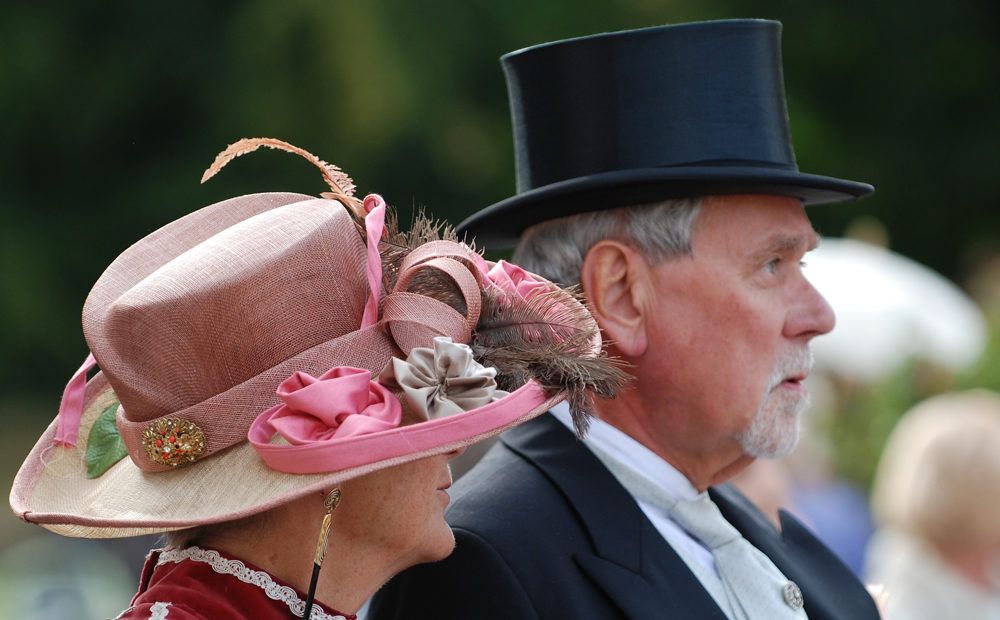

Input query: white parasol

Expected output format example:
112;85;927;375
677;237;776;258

804;238;987;381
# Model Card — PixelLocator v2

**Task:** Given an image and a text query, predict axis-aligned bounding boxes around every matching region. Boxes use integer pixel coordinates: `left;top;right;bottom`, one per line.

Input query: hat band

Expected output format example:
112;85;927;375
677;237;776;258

663;158;798;171
116;326;398;472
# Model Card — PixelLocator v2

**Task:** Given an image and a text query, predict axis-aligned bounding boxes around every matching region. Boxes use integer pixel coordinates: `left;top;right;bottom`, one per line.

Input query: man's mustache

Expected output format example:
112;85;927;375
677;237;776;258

767;348;814;392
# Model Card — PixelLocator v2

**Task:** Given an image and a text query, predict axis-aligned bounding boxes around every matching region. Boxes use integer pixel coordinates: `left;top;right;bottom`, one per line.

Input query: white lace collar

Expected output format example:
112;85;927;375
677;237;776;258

157;546;347;620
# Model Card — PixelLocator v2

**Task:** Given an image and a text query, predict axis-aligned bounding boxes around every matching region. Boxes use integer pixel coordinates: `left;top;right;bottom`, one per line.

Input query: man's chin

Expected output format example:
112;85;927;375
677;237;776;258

742;387;811;457
746;433;800;460
736;410;803;459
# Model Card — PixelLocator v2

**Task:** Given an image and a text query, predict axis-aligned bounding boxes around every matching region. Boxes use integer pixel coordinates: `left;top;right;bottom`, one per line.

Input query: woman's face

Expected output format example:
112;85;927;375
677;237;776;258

334;449;462;573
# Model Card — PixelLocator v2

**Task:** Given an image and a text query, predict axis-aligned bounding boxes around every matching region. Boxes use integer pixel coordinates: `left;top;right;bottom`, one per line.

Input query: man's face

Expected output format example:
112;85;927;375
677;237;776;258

638;194;834;462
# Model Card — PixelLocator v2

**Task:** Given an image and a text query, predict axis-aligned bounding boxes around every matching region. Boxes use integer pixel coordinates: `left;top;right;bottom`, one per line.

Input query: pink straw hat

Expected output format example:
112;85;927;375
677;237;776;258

10;139;625;538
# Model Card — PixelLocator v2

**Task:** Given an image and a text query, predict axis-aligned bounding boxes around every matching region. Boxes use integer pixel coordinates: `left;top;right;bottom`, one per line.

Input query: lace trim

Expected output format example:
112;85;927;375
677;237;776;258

110;602;171;620
157;547;346;620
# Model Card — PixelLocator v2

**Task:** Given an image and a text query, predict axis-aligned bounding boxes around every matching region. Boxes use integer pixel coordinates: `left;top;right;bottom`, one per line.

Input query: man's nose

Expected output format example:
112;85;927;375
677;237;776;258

784;277;836;340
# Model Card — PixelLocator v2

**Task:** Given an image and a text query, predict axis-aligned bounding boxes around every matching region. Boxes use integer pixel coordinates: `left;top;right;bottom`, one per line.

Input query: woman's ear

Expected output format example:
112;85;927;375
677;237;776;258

580;240;649;358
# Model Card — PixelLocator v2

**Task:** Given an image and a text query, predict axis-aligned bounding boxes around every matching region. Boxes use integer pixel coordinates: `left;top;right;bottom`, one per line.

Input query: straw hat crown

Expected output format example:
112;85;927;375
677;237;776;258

83;194;388;470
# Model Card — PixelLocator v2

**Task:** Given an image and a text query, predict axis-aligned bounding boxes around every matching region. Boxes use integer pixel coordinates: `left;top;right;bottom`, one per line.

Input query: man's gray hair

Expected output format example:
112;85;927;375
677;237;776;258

512;198;703;287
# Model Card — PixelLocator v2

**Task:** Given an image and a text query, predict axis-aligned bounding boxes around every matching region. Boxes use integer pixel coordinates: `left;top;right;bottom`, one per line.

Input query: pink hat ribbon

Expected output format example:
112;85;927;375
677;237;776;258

54;352;98;448
360;194;387;329
381;240;484;354
249;366;401;465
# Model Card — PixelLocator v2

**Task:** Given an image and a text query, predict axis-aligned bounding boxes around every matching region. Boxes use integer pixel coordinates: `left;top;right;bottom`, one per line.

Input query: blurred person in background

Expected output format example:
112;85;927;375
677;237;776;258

866;390;1000;620
372;20;882;620
9;141;620;619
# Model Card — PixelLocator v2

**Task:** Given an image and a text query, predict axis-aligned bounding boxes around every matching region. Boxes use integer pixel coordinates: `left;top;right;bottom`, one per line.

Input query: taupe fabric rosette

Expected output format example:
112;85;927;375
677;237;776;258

381;337;509;420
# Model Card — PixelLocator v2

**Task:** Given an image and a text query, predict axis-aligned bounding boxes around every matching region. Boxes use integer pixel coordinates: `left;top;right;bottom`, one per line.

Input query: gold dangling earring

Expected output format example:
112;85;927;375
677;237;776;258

303;488;341;620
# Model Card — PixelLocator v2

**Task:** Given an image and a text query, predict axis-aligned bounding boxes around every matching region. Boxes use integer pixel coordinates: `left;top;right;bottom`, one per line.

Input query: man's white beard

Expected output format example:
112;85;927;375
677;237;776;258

737;347;814;459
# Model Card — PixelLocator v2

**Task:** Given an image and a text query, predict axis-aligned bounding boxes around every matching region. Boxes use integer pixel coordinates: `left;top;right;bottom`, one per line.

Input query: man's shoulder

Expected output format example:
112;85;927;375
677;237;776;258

445;416;587;541
370;415;635;620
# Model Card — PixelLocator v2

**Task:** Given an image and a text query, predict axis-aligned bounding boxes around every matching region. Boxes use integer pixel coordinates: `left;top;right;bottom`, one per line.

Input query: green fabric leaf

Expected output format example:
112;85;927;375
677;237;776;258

86;402;128;479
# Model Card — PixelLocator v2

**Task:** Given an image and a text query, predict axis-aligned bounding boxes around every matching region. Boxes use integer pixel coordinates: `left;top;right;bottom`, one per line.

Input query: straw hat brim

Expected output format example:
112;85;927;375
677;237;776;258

12;371;561;538
10;189;594;538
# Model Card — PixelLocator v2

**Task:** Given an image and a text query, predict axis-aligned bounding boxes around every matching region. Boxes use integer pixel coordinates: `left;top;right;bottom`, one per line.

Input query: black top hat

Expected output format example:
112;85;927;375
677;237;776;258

458;20;873;249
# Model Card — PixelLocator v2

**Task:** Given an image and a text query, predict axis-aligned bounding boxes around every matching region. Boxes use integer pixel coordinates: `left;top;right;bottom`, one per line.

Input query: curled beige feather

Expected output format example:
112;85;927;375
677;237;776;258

201;138;364;217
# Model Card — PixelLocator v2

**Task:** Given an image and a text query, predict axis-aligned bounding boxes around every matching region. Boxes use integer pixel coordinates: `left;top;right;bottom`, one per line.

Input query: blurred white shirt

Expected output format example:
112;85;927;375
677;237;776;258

865;526;1000;620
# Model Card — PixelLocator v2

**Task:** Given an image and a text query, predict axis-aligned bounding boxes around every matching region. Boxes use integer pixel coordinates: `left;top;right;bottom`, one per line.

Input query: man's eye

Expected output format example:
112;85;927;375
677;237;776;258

763;259;780;274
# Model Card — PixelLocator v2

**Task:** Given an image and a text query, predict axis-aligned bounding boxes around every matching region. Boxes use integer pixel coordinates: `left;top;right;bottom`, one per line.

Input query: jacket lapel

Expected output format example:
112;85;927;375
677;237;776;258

711;484;881;620
498;415;879;620
501;414;727;620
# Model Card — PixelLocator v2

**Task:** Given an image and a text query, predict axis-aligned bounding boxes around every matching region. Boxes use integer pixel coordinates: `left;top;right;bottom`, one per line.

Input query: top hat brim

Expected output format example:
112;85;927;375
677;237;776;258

458;166;874;250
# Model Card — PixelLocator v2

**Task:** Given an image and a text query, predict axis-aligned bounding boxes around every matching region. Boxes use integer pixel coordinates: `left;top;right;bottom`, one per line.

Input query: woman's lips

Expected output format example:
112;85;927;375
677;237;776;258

436;487;452;509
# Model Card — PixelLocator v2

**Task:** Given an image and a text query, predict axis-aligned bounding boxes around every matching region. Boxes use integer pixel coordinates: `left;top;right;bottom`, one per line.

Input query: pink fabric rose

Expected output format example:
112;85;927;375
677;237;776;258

265;366;401;444
486;260;548;299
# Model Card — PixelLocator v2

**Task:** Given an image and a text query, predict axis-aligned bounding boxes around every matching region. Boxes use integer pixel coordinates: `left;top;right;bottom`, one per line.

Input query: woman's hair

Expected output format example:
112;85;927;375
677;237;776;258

871;390;1000;552
162;509;275;549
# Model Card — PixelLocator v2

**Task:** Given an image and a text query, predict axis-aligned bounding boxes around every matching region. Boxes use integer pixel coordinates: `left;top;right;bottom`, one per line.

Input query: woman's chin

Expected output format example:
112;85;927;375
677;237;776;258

422;522;457;564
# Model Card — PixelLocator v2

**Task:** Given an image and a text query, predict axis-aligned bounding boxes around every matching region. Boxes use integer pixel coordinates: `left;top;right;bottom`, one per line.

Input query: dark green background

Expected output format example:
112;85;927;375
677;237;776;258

1;0;998;407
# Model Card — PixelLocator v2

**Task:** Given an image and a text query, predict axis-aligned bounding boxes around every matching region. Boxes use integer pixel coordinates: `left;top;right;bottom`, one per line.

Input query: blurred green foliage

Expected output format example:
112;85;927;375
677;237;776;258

826;361;946;490
827;309;1000;490
1;0;998;411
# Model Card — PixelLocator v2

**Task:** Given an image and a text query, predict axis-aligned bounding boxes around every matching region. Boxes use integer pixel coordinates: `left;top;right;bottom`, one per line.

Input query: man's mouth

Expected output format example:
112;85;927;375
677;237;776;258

767;348;815;396
786;370;808;383
778;372;809;395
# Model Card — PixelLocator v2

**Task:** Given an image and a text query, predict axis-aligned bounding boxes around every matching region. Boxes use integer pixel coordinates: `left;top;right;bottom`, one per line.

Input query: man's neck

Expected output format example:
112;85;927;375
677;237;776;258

591;392;754;493
551;402;702;500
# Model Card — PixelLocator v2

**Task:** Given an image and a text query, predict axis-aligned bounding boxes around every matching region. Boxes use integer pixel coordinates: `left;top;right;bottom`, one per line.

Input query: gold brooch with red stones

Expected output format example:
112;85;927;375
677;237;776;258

142;418;206;467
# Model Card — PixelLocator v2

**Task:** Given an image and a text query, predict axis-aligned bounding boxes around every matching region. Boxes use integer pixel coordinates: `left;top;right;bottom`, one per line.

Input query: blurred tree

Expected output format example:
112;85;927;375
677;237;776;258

0;0;997;412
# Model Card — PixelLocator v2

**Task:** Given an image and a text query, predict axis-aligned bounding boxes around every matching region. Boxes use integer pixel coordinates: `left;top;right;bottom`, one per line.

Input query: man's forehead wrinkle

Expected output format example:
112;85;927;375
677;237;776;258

779;229;821;252
777;234;799;251
743;230;818;263
766;233;804;253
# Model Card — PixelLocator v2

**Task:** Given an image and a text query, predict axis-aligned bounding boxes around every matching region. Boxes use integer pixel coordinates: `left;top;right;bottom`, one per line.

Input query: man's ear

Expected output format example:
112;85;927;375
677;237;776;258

580;240;649;357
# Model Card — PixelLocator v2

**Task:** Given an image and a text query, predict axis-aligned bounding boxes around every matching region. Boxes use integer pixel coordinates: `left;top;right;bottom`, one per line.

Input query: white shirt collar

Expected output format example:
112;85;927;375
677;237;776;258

549;401;704;502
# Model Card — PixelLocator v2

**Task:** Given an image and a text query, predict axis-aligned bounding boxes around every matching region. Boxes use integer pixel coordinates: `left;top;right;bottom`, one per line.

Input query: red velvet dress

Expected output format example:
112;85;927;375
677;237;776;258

114;547;357;620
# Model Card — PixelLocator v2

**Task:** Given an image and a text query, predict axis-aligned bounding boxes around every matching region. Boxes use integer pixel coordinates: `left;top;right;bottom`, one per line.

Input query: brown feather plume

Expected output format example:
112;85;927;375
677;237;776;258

472;285;631;435
200;138;360;214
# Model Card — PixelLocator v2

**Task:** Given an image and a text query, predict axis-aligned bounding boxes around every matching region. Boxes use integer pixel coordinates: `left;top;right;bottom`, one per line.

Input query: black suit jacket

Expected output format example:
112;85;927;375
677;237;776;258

370;414;880;620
